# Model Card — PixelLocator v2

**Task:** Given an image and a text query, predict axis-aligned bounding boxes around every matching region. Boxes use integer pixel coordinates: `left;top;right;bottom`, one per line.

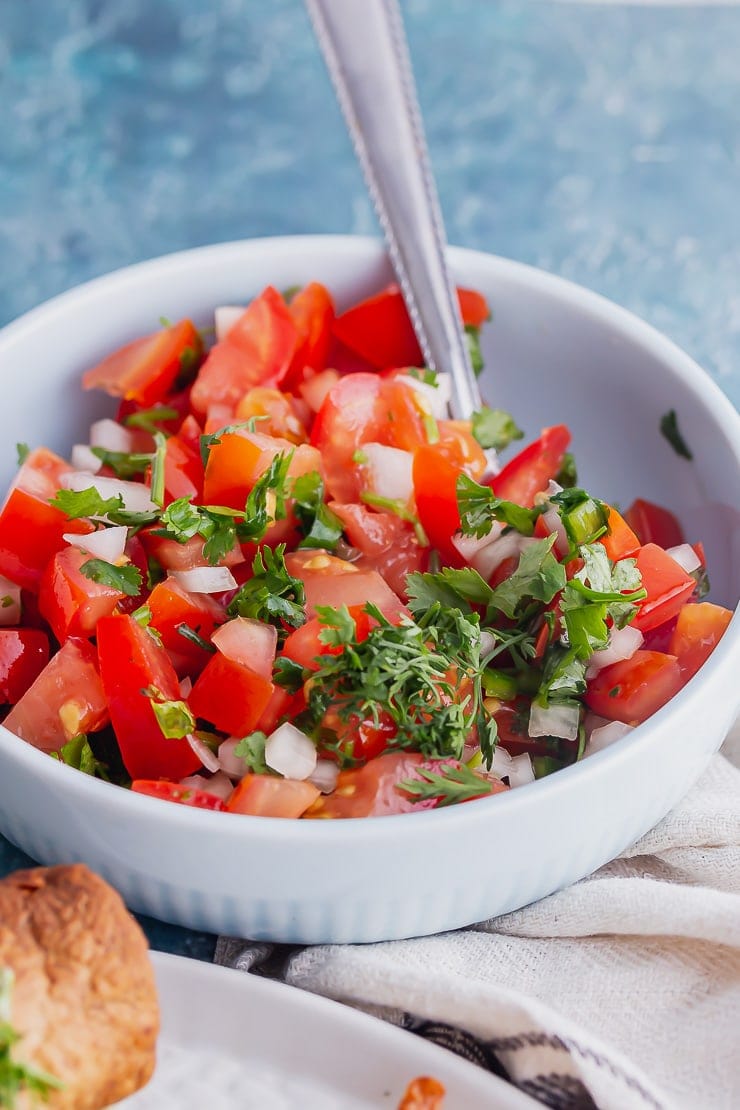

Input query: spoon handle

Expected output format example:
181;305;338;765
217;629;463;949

306;0;482;419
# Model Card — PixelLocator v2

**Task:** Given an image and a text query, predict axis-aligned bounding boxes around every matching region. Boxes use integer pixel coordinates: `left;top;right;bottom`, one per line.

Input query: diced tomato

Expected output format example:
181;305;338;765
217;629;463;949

82;319;202;406
412;445;465;565
15;447;76;501
163;433;204;504
398;1076;447;1110
282;603;374;672
631;543;696;632
332;284;491;370
140;529;244;574
234;388;307;443
0;630;49;704
319;706;397;764
202;428;320;510
211;617;277;678
0;488;93;592
147;576;226;674
189;652;274;736
436;420;488;479
226;774;319;818
299;368;340;414
131;779;226;811
310;373;386;501
601;506;641;561
97;614;201;780
329;502;427;598
668;602;733;680
304;751;505;818
255;684;306;734
378;379;431;452
190;286;298;414
585;650;683;724
488;425;571;508
283;282;335;389
285;550;405;620
624;498;684;549
38;545;128;642
4;638;108;751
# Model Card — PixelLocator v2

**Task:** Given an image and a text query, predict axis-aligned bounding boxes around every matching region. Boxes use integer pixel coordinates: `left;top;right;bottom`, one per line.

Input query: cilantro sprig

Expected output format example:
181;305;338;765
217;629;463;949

80;558;142;597
291;471;344;551
397;762;497;807
471;407;524;451
457;473;542;538
227;544;306;632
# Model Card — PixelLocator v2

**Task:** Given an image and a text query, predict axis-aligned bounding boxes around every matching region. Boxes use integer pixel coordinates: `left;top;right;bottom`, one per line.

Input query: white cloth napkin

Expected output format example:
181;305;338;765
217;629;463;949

216;721;740;1110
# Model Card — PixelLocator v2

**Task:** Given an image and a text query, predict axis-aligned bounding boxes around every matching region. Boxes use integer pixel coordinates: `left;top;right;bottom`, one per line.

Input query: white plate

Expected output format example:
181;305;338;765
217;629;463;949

121;952;536;1109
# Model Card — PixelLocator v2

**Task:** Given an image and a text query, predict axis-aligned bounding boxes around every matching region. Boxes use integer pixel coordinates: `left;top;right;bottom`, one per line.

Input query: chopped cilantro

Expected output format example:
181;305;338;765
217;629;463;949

660;409;693;460
291;471;344;551
80;558;142;597
464;324;484;377
51;487;157;528
124;405;179;433
397;762;496;808
227;545;306;631
145;687;196;739
486;536;566;619
90;448;151;479
457;473;541;538
273;655;307;693
15;443;30;467
233;731;270;775
50;733;109;779
176;623;216;653
149;431;167;508
555;452;577;488
471;407;523;451
406;368;439;386
360;491;429;546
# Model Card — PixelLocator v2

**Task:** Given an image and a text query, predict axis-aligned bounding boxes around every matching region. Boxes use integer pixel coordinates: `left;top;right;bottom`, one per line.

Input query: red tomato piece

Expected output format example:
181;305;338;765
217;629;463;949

38;545;128;642
319;706;397;764
412;445;465;565
97;614;201;780
226;774;319;818
285;550;405;620
4;638;108;751
668;602;733;680
82;319;202;406
188;653;274;736
0;488;93;592
254;684;306;735
147;576;225;674
398;1076;447;1110
303;752;505;819
0;629;49;704
332;284;491;370
190;286;298;413
488;425;571;508
163;432;204;504
310;373;386;501
329;502;427;599
601;506;641;561
282;603;374;672
624;498;684;549
436;420;488;479
585;650;683;724
631;544;696;632
131;779;226;810
283;282;335;389
234;387;307;443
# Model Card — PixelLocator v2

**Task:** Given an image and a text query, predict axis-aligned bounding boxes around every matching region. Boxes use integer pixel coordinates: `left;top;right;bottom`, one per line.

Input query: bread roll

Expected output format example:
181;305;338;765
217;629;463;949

0;863;159;1108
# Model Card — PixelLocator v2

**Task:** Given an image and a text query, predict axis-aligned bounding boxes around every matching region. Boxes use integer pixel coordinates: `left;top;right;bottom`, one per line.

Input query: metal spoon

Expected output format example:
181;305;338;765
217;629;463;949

305;0;483;420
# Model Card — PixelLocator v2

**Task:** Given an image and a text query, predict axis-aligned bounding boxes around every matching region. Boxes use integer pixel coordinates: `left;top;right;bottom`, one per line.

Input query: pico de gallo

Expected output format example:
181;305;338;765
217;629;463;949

0;281;732;819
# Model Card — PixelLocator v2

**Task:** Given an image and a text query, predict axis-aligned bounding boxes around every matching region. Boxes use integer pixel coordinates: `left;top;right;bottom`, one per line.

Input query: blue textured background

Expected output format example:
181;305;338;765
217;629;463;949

1;0;739;956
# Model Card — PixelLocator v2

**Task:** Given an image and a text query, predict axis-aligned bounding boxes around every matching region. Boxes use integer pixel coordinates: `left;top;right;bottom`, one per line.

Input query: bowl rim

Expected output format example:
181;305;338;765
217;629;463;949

0;233;738;843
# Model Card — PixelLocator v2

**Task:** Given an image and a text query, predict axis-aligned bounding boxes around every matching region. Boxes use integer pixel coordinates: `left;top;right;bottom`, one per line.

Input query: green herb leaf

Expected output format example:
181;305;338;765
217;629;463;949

51;487;158;528
238;452;293;543
457;473;541;538
554;452;577;488
90;447;151;479
471;407;524;451
291;471;344;551
15;443;30;467
124;405;179;433
486;536;566;619
176;623;216;653
360;492;429;546
406;565;493;616
397;762;497;808
51;733;109;780
464;324;484;377
80;558;142;597
315;604;357;648
145;687;196;739
227;544;306;631
273;656;307;694
149;431;167;509
405;368;439;387
660;409;693;460
233;731;270;775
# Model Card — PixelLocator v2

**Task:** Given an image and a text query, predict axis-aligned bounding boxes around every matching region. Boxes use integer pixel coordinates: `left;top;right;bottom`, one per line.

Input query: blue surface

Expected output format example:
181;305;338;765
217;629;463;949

1;0;739;955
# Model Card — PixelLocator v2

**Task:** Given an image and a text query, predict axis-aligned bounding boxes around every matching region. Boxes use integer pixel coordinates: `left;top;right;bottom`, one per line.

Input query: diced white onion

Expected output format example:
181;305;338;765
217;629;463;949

71;444;103;473
585;624;644;680
540;505;568;555
63;525;128;564
299;369;340;413
264;722;317;781
186;733;220;773
211;617;277;678
480;630;497;659
178;676;193;698
217;737;248;780
214;305;245;342
482;447;501;479
362;442;414;503
173;566;238;594
59;470;156;513
309;759;340;794
508;752;535;787
473;533;536;582
528;701;581;741
491;745;514;778
90;418;136;453
452;522;504;563
587;720;634;755
666;543;701;575
395;373;452;419
0;576;21;626
179;771;234;801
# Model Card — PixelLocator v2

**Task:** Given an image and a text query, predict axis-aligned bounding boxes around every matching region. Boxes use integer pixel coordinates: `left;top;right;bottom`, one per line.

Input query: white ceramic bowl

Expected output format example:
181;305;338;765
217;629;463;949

0;236;738;944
